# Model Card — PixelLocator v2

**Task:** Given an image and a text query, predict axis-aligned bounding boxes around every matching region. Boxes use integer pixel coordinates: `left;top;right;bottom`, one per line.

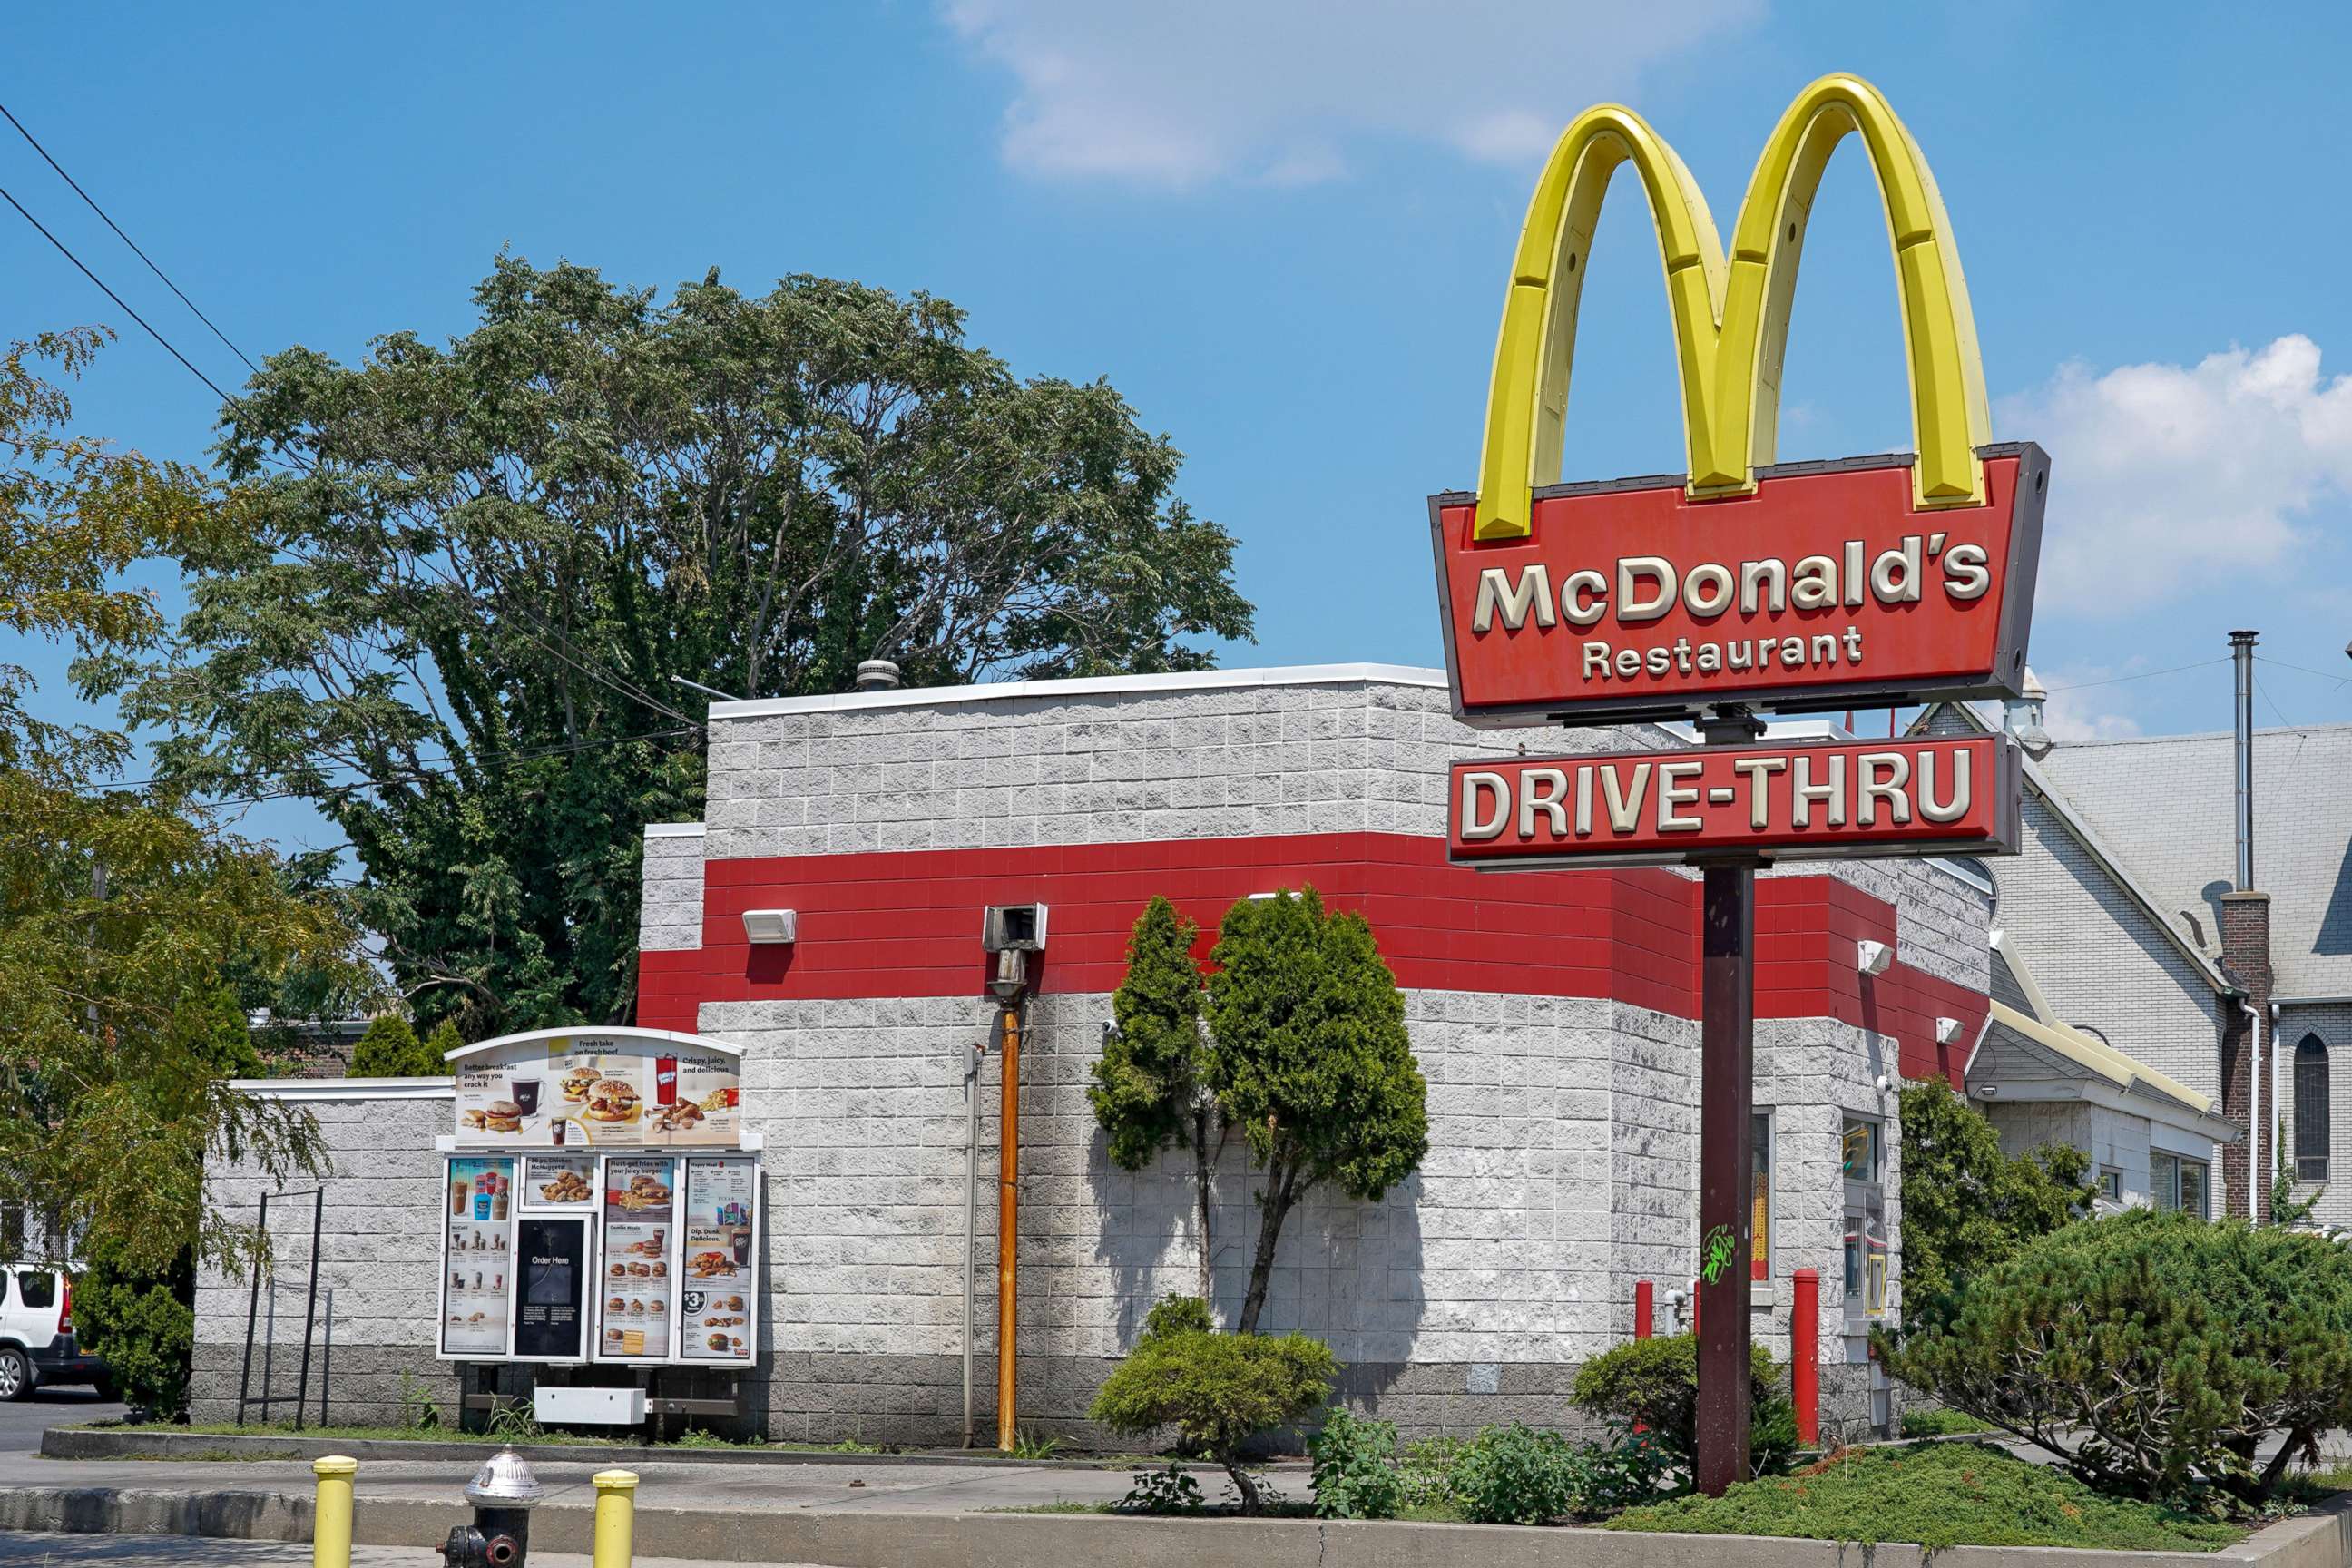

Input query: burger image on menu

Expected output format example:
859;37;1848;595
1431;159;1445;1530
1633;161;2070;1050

484;1100;523;1133
584;1079;641;1124
562;1064;602;1103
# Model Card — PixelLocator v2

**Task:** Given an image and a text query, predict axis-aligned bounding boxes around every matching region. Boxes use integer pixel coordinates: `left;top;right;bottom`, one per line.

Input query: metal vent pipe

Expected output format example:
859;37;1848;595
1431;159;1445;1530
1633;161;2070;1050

2230;631;2257;890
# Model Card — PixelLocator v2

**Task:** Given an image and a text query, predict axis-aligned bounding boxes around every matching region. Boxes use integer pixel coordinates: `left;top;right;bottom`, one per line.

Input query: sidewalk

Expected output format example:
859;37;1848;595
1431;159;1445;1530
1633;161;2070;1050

0;1532;835;1566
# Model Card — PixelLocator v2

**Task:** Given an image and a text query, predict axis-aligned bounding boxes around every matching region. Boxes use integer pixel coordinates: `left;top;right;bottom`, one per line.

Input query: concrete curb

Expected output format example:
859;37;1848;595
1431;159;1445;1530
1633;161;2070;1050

0;1484;2344;1568
39;1426;1184;1472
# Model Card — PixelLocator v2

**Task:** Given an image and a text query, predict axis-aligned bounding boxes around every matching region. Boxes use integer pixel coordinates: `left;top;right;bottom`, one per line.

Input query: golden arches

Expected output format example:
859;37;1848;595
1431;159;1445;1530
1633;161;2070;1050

1473;74;1993;542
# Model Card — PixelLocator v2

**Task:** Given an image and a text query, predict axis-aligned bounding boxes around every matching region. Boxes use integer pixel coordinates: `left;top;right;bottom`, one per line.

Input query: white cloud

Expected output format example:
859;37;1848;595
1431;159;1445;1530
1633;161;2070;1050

1998;336;2352;615
938;0;1759;187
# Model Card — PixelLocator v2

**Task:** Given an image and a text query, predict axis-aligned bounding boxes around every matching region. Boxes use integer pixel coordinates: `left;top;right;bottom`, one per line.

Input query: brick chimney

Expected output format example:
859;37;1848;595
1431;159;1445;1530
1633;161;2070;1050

2217;631;2272;1220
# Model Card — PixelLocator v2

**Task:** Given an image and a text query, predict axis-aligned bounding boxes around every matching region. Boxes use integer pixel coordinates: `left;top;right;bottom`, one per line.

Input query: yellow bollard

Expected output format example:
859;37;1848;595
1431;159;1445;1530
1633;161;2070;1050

592;1468;640;1568
310;1455;358;1568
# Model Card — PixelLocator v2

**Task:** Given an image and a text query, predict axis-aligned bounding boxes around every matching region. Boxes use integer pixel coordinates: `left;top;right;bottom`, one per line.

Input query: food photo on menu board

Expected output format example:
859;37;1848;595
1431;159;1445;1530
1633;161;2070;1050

681;1159;757;1362
455;1040;740;1148
443;1158;514;1356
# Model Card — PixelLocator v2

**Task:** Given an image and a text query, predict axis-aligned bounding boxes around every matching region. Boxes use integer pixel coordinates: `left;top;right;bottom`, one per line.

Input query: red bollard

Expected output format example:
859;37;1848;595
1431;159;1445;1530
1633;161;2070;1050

1690;1279;1700;1337
1633;1279;1653;1339
1792;1267;1820;1447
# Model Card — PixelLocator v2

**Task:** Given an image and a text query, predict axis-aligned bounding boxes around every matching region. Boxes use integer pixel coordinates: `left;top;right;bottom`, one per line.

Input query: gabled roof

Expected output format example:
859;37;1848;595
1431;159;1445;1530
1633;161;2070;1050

1909;701;2234;997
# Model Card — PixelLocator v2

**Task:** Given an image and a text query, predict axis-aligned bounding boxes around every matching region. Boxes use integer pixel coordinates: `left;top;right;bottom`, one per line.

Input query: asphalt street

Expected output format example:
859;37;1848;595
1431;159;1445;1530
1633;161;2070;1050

0;1395;125;1456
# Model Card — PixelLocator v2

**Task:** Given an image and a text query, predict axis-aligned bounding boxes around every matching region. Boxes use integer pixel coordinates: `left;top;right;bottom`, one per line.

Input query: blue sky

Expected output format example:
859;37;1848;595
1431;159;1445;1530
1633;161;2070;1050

8;2;2352;854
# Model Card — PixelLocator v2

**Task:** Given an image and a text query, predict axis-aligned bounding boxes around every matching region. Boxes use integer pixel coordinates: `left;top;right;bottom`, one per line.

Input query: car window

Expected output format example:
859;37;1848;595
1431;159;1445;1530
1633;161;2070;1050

15;1270;54;1309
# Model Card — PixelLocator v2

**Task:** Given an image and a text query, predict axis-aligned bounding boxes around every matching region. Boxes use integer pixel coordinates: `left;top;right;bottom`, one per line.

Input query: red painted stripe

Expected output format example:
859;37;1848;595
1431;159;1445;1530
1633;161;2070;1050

640;831;1981;1087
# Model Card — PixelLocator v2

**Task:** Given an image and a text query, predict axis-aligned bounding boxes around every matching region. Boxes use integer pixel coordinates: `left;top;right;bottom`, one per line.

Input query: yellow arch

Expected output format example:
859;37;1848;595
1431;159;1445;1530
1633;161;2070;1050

1474;74;1992;542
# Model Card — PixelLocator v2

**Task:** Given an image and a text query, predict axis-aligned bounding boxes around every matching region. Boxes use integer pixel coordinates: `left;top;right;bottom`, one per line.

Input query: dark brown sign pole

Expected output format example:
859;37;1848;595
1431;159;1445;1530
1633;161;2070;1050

1695;710;1763;1496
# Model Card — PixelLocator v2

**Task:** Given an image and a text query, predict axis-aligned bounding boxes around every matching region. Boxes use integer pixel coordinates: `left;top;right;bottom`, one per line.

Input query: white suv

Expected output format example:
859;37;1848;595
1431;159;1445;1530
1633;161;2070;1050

0;1266;105;1400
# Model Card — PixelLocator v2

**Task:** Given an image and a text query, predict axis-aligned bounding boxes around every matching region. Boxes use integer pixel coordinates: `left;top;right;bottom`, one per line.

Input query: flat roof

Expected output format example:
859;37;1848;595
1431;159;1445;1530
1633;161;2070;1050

705;662;1449;720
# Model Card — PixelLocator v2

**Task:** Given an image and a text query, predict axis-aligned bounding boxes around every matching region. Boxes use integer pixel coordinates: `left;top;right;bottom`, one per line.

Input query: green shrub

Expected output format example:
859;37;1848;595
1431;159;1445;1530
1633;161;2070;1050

1573;1333;1793;1476
1089;1328;1336;1514
349;1015;446;1077
1119;1462;1205;1515
1307;1406;1405;1519
1578;1426;1681;1514
1449;1424;1585;1524
72;1240;195;1418
1397;1435;1465;1510
1141;1294;1214;1341
1901;1406;1992;1439
1882;1209;2352;1507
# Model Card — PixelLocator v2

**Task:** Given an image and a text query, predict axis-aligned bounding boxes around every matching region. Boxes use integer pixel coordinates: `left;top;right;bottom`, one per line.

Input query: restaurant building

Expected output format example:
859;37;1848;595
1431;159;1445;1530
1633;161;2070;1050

195;663;2002;1445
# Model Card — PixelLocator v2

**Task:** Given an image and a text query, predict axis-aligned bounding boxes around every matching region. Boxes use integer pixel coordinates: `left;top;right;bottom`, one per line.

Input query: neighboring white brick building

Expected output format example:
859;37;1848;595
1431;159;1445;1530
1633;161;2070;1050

197;665;2001;1446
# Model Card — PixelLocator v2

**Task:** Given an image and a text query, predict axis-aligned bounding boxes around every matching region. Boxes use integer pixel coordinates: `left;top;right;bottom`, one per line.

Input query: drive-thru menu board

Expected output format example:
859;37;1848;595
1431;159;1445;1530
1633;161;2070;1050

599;1156;677;1360
681;1157;760;1363
452;1034;740;1150
436;1028;757;1367
441;1158;515;1356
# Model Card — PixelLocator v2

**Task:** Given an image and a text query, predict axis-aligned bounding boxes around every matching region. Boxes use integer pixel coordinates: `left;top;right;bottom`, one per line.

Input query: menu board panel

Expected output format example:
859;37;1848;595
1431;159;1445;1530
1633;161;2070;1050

680;1157;759;1364
441;1157;515;1357
514;1217;588;1361
597;1155;676;1360
454;1035;740;1150
523;1153;596;1210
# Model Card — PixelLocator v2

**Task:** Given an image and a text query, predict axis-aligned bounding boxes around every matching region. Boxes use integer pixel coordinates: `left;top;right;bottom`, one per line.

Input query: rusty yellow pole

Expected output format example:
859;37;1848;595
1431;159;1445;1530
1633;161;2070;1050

310;1455;357;1568
592;1469;639;1568
995;1004;1021;1451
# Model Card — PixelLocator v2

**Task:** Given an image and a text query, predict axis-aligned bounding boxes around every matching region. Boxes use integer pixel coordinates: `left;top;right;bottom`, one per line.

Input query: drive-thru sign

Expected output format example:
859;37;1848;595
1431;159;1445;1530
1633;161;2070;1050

1432;74;2043;1494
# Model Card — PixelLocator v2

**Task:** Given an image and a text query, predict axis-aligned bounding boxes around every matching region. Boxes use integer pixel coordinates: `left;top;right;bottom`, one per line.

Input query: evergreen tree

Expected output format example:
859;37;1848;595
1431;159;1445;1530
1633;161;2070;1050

348;1014;446;1077
1088;897;1220;1304
1204;887;1427;1333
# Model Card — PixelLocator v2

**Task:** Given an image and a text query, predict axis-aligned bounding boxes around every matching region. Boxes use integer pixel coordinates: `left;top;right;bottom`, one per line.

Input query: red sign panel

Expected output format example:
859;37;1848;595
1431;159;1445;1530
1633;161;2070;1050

1448;735;2019;868
1430;446;2047;727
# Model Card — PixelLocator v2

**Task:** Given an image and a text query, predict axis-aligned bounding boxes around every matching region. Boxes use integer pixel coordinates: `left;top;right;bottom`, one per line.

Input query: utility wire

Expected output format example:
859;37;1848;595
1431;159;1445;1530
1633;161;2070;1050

0;145;697;730
2043;659;2228;693
0;102;259;374
0;175;239;406
2254;654;2352;687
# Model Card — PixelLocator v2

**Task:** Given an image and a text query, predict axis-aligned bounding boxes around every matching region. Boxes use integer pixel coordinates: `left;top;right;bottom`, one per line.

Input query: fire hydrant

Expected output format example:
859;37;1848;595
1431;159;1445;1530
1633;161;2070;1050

440;1446;544;1567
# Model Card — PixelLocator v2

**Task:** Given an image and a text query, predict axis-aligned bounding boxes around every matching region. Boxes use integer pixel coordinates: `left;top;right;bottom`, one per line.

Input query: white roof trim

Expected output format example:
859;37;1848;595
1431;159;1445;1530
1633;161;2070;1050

706;662;1448;720
1992;929;2058;1024
644;822;707;839
1985;1000;2214;1114
1974;1073;2240;1144
441;1024;744;1065
231;1076;455;1101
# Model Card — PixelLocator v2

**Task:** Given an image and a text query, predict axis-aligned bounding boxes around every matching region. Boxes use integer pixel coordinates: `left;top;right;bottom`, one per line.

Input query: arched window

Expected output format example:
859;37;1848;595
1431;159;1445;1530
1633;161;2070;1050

2294;1035;2330;1182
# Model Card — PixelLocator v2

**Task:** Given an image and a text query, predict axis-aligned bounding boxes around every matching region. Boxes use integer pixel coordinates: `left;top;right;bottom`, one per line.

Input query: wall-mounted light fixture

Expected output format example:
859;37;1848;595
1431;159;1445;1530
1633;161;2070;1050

982;904;1048;954
1934;1016;1964;1044
742;909;797;944
1856;939;1893;977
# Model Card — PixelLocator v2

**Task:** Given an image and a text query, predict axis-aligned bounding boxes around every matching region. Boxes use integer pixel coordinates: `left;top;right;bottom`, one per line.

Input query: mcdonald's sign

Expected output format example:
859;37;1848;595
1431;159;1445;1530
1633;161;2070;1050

1430;74;2047;728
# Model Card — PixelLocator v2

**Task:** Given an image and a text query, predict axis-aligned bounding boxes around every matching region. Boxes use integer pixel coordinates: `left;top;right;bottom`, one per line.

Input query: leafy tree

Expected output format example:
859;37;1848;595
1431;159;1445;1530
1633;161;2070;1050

0;329;373;1275
73;1234;194;1416
1883;1210;2352;1507
1204;887;1427;1334
1896;1080;2092;1324
108;259;1254;1039
1088;897;1222;1304
1089;1303;1335;1514
348;1014;456;1077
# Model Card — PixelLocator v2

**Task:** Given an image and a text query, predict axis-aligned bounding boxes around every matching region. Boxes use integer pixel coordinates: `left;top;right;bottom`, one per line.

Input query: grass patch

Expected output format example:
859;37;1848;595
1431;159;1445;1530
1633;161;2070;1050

1607;1443;2246;1553
1901;1407;1994;1439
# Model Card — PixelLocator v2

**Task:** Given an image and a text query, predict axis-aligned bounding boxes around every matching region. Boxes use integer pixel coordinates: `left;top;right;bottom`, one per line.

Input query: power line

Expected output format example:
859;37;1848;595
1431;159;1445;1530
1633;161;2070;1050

0;102;258;374
0;174;240;406
2043;658;2228;693
2254;653;2352;687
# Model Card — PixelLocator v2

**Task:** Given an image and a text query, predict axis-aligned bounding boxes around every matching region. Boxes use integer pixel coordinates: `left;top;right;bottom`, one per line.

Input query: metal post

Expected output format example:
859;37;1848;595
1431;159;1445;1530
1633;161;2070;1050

1791;1267;1819;1447
995;1004;1022;1452
310;1455;357;1568
295;1188;324;1431
321;1288;334;1428
236;1191;269;1426
262;1269;278;1422
963;1040;982;1448
1696;856;1758;1494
